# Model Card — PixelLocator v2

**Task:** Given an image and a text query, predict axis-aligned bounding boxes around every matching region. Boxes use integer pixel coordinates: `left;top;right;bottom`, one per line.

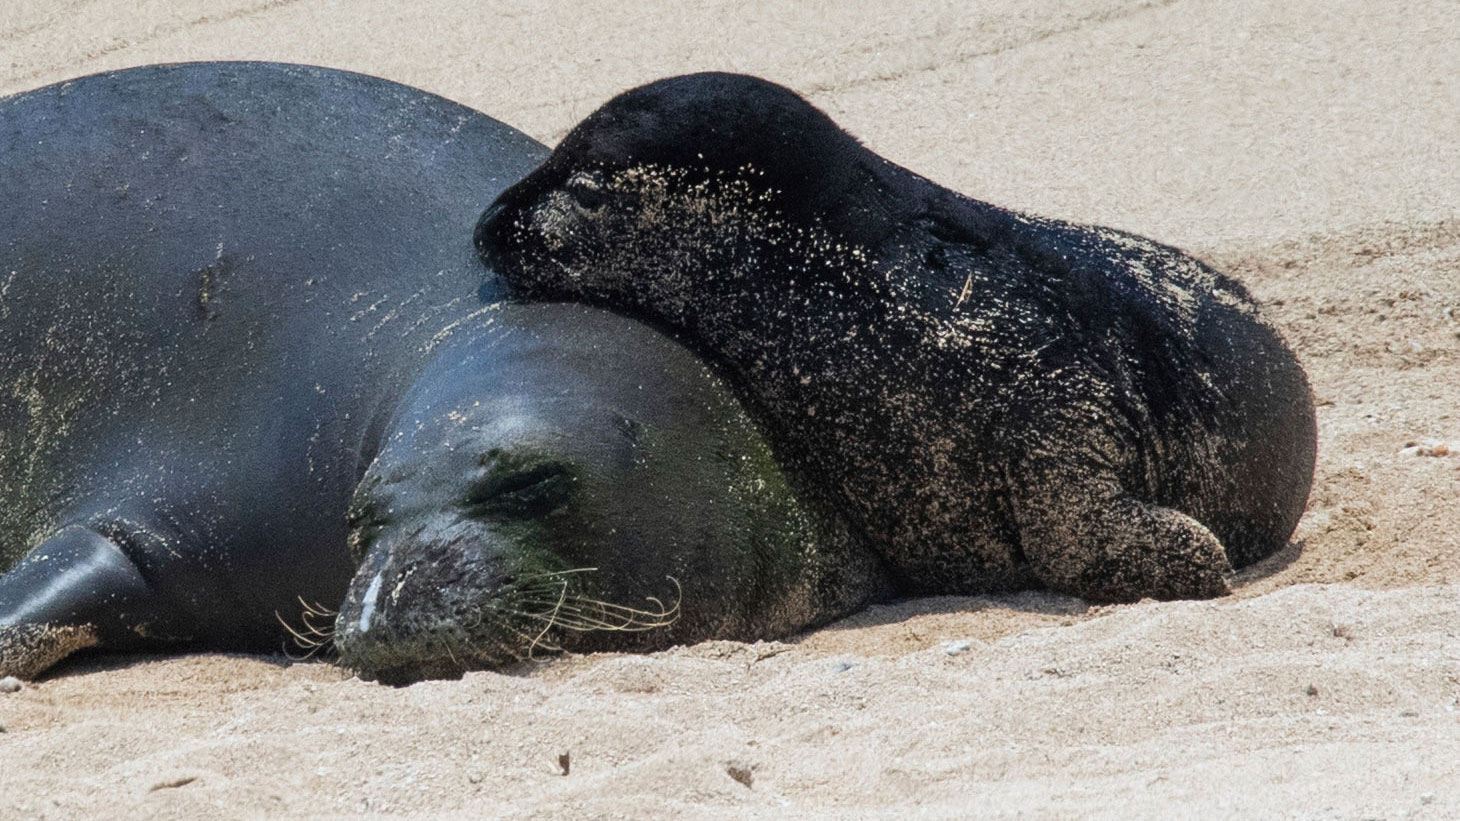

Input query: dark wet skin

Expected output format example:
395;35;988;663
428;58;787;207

476;72;1318;603
334;305;881;684
0;62;542;679
0;64;880;683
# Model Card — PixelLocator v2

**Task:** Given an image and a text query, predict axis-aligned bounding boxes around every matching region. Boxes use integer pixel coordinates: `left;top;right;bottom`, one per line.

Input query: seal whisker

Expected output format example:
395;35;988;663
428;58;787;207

525;577;570;661
512;608;633;632
297;596;339;618
272;595;344;661
275;609;330;660
507;577;683;634
503;623;560;659
516;566;601;582
297;599;338;643
553;600;676;630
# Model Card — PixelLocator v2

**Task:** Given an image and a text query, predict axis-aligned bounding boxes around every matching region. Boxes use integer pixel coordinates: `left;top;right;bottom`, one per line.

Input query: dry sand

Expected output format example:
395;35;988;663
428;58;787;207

1;1;1457;818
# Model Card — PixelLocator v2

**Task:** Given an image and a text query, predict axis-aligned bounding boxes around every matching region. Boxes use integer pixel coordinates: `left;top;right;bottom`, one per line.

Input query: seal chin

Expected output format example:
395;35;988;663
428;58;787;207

363;660;469;688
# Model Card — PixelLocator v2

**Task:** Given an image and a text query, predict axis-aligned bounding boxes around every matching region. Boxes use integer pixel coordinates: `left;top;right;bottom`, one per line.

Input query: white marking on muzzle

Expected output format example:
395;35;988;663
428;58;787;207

357;570;385;633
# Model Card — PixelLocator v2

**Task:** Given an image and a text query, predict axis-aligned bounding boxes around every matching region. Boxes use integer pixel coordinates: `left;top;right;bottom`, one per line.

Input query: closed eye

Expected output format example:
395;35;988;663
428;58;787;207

566;171;635;213
463;461;575;519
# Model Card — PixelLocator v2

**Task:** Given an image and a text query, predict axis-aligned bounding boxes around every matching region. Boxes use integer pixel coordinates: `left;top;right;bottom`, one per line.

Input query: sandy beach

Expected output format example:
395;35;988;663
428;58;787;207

1;1;1457;817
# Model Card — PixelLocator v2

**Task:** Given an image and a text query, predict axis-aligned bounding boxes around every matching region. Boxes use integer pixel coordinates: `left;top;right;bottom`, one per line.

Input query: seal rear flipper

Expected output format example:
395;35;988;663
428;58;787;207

1014;477;1233;603
0;524;185;678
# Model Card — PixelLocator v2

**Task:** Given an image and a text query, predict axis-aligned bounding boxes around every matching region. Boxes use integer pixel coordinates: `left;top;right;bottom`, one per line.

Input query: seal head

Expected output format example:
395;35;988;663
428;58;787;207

475;73;894;305
333;304;880;684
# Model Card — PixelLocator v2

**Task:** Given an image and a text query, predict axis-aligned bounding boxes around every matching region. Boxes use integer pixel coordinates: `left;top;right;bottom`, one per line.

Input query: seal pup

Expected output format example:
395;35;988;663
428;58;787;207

476;72;1318;602
0;64;878;682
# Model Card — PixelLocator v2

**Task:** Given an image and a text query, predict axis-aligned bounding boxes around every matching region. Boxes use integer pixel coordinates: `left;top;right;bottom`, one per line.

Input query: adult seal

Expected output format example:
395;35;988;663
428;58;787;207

0;63;878;682
476;72;1318;603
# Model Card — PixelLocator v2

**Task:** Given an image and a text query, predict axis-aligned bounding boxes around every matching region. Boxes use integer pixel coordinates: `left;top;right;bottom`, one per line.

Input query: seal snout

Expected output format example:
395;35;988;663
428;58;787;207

474;196;519;276
474;199;504;252
334;524;525;682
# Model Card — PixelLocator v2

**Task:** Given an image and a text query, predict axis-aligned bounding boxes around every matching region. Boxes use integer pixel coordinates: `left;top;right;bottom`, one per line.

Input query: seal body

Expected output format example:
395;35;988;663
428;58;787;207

477;72;1318;602
0;64;877;681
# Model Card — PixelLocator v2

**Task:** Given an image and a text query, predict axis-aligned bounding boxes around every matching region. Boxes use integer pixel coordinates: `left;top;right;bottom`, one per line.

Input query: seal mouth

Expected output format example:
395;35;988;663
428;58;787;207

333;590;524;685
333;544;685;685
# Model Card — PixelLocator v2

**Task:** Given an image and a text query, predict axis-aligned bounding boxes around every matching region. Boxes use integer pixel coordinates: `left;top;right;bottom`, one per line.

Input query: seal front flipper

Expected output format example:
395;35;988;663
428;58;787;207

0;524;189;678
1012;470;1232;603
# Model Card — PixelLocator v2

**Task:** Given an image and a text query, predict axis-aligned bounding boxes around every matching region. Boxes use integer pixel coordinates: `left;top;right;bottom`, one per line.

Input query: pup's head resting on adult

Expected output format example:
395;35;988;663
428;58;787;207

476;72;910;321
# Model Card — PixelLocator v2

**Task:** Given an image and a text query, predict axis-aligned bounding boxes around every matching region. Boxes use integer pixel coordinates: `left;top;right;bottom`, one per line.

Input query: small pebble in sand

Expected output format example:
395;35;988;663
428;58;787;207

944;640;972;656
0;677;22;694
1398;439;1450;457
148;775;198;792
725;761;754;788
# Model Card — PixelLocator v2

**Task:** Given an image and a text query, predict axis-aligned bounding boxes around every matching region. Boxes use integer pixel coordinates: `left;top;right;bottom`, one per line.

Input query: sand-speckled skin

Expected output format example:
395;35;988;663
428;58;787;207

477;72;1318;602
0;64;875;682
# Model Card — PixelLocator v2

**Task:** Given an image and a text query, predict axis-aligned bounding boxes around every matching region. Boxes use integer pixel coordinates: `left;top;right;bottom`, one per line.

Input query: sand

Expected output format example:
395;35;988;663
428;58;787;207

1;1;1457;818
